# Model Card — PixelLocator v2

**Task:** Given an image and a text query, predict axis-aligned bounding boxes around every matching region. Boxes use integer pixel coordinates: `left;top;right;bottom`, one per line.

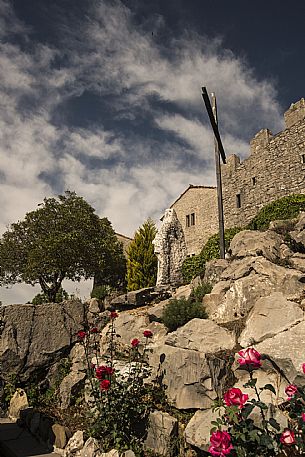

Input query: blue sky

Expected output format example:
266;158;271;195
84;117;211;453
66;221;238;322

1;0;304;303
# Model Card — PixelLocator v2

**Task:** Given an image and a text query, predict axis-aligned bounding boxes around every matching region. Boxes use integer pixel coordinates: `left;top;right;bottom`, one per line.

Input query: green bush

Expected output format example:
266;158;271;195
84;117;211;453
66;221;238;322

91;285;112;301
190;282;213;302
181;254;205;283
247;194;305;231
181;227;243;283
31;287;69;304
201;226;244;262
161;297;207;332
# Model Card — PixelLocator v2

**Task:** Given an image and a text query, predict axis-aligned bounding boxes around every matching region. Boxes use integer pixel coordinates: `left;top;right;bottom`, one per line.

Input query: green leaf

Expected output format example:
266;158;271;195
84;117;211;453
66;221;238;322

241;403;255;419
261;383;276;395
268;418;281;431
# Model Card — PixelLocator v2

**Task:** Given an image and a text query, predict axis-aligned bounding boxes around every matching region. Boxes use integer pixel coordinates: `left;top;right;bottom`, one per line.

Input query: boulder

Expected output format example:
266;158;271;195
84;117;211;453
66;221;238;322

239;292;303;347
150;344;214;409
81;437;100;457
60;371;86;409
8;388;29;421
110;288;155;308
144;410;178;456
204;257;305;323
229;230;283;262
165;318;235;353
0;300;85;381
290;212;305;247
203;259;229;286
64;430;84;457
147;300;169;322
289;253;305;272
52;423;68;449
184;408;224;451
100;312;167;355
172;284;192;300
255;320;305;386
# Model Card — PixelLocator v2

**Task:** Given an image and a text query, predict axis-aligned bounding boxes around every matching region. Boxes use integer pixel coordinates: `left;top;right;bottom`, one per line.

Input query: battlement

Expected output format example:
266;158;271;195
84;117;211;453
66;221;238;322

250;128;273;154
221;97;305;229
284;98;305;129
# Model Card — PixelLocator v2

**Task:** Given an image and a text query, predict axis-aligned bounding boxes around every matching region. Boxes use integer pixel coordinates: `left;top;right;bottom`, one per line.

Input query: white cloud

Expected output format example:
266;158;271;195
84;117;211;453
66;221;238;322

0;0;285;304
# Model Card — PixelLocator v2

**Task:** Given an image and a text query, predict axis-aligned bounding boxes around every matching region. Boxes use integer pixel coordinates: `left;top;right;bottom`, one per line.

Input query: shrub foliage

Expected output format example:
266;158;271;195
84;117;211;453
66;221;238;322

161;286;210;332
126;219;157;291
247;194;305;231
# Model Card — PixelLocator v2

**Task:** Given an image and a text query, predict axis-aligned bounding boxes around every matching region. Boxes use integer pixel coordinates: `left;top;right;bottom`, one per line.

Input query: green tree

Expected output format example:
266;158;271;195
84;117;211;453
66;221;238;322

0;191;126;302
126;219;157;291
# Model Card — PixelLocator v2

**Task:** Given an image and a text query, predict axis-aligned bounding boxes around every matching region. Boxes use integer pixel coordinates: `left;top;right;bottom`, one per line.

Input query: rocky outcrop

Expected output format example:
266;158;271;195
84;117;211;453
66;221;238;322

153;208;187;286
229;230;283;262
144;411;178;456
0;300;85;382
203;256;305;323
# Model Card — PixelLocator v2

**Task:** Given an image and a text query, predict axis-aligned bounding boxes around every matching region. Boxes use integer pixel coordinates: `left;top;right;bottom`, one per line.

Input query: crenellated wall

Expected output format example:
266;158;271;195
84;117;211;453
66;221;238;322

221;98;305;228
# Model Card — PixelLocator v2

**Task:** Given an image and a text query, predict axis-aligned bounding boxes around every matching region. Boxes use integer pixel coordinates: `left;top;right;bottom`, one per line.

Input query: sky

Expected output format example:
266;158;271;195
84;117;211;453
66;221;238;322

1;0;305;304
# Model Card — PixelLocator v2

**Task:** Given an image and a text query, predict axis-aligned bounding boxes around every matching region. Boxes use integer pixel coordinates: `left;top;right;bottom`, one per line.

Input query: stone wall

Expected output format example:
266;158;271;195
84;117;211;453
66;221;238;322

221;98;305;228
171;186;218;255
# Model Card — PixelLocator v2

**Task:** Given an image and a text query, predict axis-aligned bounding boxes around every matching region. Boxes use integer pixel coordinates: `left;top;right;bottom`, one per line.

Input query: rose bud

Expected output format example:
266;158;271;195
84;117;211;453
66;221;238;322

238;348;261;368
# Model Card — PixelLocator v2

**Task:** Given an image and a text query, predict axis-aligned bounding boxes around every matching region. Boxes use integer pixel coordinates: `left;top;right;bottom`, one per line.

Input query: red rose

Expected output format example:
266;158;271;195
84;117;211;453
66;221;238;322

77;330;86;340
224;388;249;409
285;384;298;399
131;338;140;347
90;327;98;333
302;412;305;422
208;430;233;456
280;430;295;445
100;379;111;391
95;365;114;380
238;348;261;368
110;311;118;319
302;363;305;374
143;330;153;338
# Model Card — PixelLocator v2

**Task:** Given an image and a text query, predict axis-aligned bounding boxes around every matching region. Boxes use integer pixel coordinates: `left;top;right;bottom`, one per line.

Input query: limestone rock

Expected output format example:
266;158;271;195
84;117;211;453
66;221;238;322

60;371;86;409
153;208;187;286
8;388;29;421
100;312;167;355
0;300;85;381
52;423;68;449
64;430;84;456
145;410;178;456
147;300;169;322
149;344;215;409
165;318;235;353
229;230;283;262
204;257;305;323
289;253;305;272
203;259;229;285
97;450;119;457
88;298;101;314
255;321;305;385
239;292;304;347
290;211;305;247
184;408;224;451
172;284;192;300
81;437;100;457
110;288;155;308
70;343;87;372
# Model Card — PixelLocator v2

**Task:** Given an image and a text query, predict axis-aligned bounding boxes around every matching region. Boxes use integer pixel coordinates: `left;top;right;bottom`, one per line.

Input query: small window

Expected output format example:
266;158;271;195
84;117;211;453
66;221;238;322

186;215;190;227
301;154;305;164
252;177;256;185
236;194;241;208
190;213;195;226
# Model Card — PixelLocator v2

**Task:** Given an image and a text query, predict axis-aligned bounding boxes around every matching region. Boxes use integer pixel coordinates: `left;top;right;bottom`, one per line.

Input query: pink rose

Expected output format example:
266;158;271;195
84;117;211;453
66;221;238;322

238;348;261;368
285;384;298;399
302;412;305;422
208;430;233;457
302;363;305;374
280;430;295;445
224;388;249;409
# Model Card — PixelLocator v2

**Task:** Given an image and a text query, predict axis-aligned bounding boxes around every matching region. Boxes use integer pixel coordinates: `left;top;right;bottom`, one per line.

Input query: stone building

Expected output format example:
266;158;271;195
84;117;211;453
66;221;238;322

167;185;218;256
221;98;305;228
163;98;305;256
115;233;133;257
